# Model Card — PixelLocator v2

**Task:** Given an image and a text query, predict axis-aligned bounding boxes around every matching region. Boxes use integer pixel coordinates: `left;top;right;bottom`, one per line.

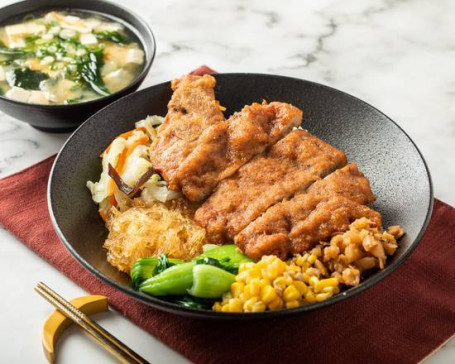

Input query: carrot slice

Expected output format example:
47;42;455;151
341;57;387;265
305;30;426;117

107;148;128;206
99;210;107;222
104;130;149;209
126;136;150;157
100;127;147;157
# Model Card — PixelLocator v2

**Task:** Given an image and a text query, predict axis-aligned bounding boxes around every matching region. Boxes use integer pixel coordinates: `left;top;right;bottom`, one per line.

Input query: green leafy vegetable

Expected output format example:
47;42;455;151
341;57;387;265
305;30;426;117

187;265;235;298
198;244;253;270
0;41;27;56
130;256;184;288
77;49;110;96
153;254;181;276
6;68;49;89
196;257;238;274
94;31;130;44
139;262;196;296
137;245;252;301
173;295;216;310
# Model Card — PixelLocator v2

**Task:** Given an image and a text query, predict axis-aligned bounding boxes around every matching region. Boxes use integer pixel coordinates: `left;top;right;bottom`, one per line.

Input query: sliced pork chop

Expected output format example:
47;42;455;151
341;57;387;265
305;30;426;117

194;129;347;243
235;164;378;259
149;74;225;190
176;101;303;201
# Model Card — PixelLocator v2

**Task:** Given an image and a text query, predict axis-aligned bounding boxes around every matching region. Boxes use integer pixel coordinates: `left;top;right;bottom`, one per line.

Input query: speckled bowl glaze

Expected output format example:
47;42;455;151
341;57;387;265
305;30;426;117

48;73;433;319
0;0;155;132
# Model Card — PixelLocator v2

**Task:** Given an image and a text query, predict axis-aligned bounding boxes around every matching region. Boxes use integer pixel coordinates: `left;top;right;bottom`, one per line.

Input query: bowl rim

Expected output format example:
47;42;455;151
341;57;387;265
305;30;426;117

0;0;156;109
48;73;434;319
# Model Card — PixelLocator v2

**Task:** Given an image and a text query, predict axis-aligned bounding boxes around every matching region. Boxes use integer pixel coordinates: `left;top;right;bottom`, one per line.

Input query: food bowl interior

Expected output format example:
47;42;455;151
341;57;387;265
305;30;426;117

49;74;432;318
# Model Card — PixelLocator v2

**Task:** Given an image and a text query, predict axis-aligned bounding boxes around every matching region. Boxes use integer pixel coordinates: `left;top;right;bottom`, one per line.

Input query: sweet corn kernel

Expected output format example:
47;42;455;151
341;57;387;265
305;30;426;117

247;278;261;296
309;276;320;290
285;300;300;309
268;296;284;311
238;262;249;273
260;278;271;287
308;254;317;264
252;301;266;312
263;266;279;281
294;272;305;282
228;298;243;312
282;273;293;285
242;286;253;300
213;302;222;312
316;292;333;302
288;264;301;274
235;270;249;283
296;256;306;266
314;277;339;292
304;290;316;304
273;276;288;291
243;297;258;312
283;285;300;302
231;282;244;298
322;286;337;294
293;280;308;295
247;268;262;281
255;260;268;270
306;267;320;277
261;285;277;304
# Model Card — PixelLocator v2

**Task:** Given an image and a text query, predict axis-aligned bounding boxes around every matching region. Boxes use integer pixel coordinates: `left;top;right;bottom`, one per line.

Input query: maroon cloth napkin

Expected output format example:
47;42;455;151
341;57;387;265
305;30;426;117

1;67;455;364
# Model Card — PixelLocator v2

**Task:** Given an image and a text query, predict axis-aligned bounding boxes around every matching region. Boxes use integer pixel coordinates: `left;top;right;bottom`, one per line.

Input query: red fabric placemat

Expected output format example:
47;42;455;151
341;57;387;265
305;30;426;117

1;67;455;364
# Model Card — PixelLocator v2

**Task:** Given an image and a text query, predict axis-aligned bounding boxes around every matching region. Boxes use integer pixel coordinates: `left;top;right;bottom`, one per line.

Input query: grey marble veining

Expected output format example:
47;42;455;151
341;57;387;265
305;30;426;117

0;0;453;363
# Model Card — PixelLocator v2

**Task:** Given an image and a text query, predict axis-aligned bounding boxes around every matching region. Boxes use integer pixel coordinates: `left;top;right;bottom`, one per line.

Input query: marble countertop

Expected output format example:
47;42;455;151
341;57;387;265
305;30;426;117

0;0;453;362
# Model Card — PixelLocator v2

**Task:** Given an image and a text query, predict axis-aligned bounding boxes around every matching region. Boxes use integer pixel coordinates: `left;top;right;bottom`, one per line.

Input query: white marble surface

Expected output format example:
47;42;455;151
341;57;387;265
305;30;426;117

0;0;454;363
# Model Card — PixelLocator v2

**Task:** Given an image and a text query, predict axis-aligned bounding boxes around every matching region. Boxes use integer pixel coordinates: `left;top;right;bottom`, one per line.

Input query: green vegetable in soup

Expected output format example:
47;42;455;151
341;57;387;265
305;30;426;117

6;68;49;90
77;49;110;96
0;41;27;56
94;31;130;44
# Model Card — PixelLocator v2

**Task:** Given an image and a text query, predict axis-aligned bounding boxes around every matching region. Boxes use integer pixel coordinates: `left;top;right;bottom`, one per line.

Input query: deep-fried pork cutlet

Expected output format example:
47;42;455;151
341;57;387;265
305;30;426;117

149;74;225;190
235;164;379;259
176;101;303;201
194;129;347;243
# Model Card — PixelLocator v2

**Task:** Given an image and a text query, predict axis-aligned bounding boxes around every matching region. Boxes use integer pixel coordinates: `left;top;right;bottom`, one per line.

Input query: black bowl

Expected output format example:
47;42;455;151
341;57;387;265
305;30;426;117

49;73;433;319
0;0;155;132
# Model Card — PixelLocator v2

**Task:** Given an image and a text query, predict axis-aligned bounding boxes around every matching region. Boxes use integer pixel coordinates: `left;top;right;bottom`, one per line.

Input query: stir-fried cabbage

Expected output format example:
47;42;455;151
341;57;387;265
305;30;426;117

87;114;181;214
135;115;164;141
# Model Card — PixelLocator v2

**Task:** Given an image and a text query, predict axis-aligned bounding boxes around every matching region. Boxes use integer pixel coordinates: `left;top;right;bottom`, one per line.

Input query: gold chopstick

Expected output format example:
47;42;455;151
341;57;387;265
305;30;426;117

35;282;149;364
